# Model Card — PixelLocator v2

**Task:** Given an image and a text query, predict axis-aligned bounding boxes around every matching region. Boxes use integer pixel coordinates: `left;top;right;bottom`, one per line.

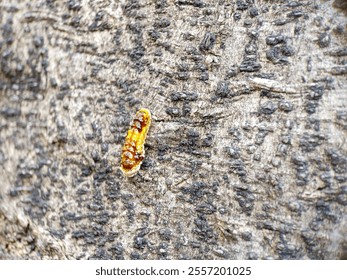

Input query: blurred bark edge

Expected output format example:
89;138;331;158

0;0;346;260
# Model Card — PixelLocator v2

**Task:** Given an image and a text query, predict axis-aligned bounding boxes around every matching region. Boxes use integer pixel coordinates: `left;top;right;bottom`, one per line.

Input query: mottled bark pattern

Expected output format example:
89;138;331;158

0;0;346;259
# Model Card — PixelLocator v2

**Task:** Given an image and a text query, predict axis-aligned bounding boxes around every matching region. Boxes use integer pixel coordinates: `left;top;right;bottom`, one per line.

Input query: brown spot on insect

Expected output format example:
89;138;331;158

120;108;151;177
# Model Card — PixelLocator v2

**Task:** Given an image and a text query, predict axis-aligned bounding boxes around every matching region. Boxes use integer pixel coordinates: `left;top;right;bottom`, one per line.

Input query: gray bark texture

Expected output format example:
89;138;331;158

0;0;346;260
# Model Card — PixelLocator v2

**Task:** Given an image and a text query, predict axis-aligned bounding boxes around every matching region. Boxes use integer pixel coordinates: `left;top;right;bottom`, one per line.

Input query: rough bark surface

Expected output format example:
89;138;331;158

0;0;346;260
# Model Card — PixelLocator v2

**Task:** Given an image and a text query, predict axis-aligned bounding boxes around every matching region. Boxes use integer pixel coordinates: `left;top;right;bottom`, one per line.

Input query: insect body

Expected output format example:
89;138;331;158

120;108;151;177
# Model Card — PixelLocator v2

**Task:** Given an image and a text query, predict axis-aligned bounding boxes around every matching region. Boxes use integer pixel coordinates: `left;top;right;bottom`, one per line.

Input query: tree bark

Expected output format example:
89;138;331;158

0;0;346;259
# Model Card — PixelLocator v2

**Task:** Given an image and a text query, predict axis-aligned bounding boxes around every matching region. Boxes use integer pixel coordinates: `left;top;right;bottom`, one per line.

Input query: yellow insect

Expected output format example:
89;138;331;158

120;108;151;177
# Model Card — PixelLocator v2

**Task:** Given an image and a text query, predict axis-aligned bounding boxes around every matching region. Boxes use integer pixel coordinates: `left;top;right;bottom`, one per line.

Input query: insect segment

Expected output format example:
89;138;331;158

120;108;151;177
